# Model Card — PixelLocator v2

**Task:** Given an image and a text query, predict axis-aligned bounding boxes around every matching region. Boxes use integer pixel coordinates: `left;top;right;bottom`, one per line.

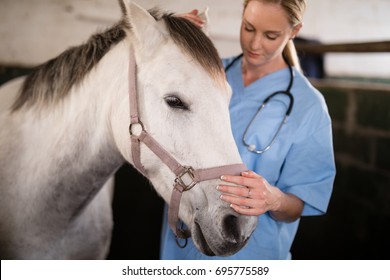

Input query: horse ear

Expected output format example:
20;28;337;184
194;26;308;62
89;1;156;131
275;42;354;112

119;0;165;52
198;7;210;36
118;0;128;16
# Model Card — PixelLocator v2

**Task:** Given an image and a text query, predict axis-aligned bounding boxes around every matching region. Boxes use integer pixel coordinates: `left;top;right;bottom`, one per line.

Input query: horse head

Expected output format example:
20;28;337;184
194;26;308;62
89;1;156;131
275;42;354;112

111;1;257;256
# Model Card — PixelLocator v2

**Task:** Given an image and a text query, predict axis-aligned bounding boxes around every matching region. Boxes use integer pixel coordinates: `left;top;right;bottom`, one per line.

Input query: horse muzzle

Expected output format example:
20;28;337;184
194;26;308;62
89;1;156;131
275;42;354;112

192;208;257;256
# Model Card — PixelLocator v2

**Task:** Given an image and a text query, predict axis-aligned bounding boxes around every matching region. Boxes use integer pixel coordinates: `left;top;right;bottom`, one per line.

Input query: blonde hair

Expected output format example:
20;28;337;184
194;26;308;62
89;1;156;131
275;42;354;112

243;0;306;71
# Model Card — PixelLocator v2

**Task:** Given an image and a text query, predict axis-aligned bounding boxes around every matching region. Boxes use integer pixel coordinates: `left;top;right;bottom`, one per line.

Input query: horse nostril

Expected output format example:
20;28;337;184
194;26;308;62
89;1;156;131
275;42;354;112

222;215;242;243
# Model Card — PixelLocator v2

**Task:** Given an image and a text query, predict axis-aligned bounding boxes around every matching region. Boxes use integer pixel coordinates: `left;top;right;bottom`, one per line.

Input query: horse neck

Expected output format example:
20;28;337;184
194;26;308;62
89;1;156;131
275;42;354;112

11;41;131;221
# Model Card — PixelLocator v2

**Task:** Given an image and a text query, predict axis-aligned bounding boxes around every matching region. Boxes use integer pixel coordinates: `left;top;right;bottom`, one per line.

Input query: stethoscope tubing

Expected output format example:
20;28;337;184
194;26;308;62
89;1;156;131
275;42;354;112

225;53;295;154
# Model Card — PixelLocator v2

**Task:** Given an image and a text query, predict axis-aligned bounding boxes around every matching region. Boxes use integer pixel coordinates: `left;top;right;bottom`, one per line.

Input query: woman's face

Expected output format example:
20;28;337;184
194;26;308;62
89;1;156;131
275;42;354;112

240;0;301;68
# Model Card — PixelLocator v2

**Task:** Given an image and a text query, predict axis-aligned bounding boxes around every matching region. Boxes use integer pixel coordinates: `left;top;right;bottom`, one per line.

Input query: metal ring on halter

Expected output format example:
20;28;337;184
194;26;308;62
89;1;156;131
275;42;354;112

175;221;188;248
129;121;145;137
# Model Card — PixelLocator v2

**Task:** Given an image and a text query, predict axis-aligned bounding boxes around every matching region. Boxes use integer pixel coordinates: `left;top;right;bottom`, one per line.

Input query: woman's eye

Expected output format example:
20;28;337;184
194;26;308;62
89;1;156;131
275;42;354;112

164;95;189;110
244;26;254;32
265;33;278;40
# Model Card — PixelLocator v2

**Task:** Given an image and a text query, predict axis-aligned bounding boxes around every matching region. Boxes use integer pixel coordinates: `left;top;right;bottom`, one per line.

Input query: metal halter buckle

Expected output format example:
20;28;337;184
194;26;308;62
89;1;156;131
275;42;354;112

175;166;197;192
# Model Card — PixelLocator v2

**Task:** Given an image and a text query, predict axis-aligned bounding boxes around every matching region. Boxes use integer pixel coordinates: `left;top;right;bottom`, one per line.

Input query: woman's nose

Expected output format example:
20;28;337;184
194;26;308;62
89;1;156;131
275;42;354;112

250;35;262;50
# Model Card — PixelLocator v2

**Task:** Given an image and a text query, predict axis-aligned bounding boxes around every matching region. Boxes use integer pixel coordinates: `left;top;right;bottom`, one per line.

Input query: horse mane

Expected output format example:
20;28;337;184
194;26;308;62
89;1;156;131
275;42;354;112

12;9;224;111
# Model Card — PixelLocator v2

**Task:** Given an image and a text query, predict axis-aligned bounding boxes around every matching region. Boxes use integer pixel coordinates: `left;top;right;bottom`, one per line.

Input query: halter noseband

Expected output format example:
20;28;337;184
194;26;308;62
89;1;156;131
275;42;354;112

128;49;246;247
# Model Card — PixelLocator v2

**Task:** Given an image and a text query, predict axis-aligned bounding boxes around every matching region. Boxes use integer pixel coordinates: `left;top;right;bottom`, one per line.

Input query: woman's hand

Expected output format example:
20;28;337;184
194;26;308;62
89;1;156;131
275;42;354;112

218;170;304;222
218;170;282;216
176;9;205;28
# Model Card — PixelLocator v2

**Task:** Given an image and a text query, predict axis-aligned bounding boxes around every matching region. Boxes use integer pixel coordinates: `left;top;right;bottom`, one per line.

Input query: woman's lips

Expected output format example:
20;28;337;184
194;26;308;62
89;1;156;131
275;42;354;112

247;50;260;58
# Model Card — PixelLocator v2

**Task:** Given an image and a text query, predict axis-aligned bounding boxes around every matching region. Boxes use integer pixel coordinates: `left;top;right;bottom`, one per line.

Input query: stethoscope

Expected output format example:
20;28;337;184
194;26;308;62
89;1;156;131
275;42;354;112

225;53;295;154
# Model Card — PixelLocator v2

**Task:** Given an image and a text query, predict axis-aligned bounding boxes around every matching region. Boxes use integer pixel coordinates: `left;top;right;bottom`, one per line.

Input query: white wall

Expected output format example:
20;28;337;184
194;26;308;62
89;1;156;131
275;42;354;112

302;0;390;78
1;0;389;78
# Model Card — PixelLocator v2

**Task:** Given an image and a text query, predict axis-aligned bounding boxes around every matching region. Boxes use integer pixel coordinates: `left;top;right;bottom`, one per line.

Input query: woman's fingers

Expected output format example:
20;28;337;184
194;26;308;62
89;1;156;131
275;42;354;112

188;9;199;15
219;192;267;216
176;9;205;27
229;204;263;216
241;170;262;178
221;172;266;190
217;184;251;198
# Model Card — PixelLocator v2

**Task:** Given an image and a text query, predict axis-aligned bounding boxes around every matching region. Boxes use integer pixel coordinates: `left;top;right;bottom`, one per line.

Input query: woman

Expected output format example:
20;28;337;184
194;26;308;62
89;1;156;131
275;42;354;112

160;0;335;259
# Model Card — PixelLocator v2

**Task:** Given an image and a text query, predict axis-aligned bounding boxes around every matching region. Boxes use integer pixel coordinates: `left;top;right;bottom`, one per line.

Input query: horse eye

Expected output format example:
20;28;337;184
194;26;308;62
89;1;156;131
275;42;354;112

164;95;189;110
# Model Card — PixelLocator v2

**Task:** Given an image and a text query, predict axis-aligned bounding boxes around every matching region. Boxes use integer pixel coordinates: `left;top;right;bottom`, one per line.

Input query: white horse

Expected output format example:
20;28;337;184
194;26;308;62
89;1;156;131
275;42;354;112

0;0;256;259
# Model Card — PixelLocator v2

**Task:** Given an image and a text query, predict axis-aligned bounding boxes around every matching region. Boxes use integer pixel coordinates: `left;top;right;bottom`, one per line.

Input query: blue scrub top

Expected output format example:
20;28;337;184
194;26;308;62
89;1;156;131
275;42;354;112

160;56;336;260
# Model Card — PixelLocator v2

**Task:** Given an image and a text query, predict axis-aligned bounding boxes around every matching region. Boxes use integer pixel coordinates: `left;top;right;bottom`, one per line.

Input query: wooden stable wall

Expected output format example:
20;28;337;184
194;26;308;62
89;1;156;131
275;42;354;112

292;80;390;259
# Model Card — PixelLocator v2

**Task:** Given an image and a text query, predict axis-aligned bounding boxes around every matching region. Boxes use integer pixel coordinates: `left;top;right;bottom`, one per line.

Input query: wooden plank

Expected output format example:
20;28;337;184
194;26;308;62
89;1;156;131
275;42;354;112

296;41;390;54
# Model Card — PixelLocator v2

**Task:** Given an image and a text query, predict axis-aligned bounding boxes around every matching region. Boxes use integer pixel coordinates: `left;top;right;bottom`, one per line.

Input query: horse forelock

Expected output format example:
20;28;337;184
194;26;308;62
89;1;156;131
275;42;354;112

12;8;225;112
160;13;226;88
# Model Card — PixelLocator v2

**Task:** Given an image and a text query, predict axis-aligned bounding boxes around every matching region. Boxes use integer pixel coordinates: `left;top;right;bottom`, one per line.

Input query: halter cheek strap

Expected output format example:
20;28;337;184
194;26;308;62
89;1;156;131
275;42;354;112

128;49;247;246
